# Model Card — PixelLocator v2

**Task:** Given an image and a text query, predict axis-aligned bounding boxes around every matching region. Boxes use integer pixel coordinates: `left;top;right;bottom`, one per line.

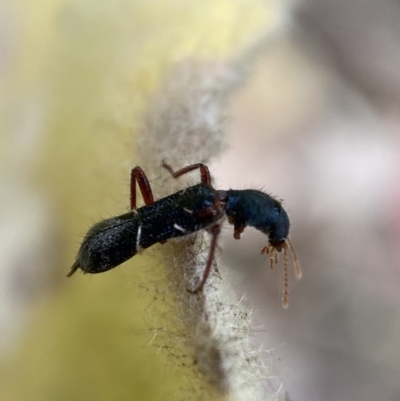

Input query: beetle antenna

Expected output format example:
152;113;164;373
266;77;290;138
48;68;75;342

269;247;275;270
287;238;302;279
282;244;289;309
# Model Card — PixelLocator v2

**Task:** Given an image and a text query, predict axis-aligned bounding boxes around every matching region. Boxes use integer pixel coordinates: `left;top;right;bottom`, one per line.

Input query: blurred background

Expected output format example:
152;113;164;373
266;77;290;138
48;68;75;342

215;1;400;400
1;0;400;400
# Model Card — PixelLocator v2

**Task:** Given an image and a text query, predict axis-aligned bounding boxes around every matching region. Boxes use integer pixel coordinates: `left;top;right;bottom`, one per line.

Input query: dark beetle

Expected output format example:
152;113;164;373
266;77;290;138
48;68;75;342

68;162;301;307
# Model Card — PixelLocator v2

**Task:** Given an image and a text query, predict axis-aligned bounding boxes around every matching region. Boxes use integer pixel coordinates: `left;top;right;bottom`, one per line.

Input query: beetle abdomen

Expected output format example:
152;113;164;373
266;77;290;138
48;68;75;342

75;212;139;274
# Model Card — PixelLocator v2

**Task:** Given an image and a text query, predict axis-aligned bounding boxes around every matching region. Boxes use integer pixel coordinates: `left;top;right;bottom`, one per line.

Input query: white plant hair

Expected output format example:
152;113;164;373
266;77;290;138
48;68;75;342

137;16;289;401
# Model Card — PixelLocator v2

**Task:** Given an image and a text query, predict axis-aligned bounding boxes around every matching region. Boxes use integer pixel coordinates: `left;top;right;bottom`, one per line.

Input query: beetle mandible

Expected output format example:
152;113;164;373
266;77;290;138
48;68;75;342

68;162;301;307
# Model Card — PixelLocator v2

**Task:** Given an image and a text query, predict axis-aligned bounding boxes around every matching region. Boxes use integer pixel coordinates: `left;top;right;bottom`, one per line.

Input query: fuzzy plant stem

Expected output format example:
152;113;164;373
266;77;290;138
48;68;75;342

137;24;287;401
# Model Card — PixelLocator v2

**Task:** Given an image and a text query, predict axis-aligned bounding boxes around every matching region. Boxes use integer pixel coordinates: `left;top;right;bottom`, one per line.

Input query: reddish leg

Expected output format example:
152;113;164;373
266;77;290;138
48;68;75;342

162;161;219;292
162;161;212;185
233;223;245;240
130;166;155;210
188;223;222;294
227;216;246;240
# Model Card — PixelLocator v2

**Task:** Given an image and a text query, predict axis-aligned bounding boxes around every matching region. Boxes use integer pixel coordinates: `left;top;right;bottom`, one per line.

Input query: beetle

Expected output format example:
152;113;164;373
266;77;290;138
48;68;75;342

68;162;301;307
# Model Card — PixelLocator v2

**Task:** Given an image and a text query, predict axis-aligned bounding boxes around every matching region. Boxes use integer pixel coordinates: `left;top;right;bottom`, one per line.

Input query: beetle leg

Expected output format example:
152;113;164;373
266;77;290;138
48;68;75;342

130;166;155;210
162;160;212;185
188;223;221;294
233;223;245;240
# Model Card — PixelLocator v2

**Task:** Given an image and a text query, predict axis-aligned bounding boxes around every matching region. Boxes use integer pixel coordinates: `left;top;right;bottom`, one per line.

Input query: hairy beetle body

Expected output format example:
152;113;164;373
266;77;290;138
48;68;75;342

69;162;301;307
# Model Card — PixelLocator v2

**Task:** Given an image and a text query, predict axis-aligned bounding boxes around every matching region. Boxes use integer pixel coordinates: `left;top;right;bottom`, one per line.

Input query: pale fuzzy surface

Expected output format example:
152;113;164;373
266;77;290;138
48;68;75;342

138;22;288;401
